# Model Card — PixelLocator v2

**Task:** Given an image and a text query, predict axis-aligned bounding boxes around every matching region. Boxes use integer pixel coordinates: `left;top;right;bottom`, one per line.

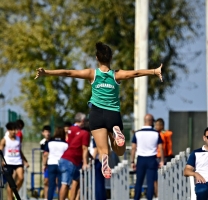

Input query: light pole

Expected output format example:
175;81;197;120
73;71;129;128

134;0;149;130
0;93;5;128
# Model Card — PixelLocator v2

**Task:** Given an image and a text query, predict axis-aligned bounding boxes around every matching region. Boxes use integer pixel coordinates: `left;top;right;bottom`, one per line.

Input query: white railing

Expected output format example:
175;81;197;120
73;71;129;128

158;148;191;200
80;159;129;200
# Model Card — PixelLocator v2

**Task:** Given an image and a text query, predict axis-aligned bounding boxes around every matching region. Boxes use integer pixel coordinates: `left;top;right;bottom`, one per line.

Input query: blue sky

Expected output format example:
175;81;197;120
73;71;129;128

0;5;207;130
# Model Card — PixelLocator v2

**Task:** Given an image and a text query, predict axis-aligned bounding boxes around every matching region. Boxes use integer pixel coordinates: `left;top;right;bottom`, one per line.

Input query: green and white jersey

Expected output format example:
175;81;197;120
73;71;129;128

88;68;120;112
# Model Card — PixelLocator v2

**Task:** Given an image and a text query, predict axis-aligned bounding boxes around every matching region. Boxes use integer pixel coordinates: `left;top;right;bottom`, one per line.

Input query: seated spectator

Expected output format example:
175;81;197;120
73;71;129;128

183;127;208;200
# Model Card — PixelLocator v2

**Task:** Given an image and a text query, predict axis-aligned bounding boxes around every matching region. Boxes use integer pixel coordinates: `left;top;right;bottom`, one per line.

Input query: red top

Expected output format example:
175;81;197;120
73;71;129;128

61;126;90;166
16;130;23;143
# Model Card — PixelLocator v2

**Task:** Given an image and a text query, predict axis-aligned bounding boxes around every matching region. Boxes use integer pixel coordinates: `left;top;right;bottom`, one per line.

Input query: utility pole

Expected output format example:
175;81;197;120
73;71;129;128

206;0;208;126
134;0;149;130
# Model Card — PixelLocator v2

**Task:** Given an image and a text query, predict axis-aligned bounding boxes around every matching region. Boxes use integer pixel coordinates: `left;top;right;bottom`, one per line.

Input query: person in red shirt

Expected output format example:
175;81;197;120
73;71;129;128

16;119;24;143
58;113;90;200
16;119;29;169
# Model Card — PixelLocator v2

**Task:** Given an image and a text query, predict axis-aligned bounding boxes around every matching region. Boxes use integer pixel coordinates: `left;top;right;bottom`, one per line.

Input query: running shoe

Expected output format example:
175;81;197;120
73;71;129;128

101;154;111;179
113;126;125;147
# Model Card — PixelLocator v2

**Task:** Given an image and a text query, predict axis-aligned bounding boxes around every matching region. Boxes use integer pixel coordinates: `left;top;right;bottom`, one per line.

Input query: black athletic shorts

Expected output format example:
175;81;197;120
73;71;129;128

89;104;123;132
6;164;23;174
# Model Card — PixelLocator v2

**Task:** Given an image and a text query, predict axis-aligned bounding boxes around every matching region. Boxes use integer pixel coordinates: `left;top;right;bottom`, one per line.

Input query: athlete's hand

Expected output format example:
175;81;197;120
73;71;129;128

35;68;46;79
154;63;163;82
24;161;30;168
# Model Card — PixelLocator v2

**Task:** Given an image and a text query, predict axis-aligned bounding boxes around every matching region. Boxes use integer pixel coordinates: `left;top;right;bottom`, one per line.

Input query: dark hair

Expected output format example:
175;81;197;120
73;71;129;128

16;119;24;129
96;42;112;63
155;118;165;126
64;121;72;127
42;125;51;132
53;127;65;141
204;127;208;136
6;122;18;130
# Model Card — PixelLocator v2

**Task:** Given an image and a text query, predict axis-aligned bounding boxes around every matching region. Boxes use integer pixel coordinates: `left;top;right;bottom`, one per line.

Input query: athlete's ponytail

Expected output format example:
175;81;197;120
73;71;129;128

96;42;112;64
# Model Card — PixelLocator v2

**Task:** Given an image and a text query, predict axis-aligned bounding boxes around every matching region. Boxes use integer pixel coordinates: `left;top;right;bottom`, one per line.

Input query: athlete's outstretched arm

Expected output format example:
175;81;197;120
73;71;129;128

115;64;163;82
35;68;94;81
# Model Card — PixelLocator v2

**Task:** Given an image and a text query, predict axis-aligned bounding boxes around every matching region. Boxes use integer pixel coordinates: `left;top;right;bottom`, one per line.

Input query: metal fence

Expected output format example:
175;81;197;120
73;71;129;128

158;148;191;200
19;167;28;200
80;159;129;200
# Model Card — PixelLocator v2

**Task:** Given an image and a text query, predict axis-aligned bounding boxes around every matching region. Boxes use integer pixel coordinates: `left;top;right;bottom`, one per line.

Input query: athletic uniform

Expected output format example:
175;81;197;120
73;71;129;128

4;135;23;173
88;68;123;132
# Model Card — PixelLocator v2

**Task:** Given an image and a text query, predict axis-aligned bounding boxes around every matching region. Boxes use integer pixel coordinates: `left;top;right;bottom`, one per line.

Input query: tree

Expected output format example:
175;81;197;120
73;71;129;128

0;0;90;130
0;0;203;130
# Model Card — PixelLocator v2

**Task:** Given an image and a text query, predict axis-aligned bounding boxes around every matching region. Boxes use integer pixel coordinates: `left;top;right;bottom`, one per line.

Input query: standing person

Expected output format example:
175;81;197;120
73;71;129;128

58;112;90;200
0;122;27;200
42;127;68;200
16;119;24;143
131;114;164;200
63;121;72;142
40;125;51;200
183;127;208;200
154;118;173;197
35;41;163;178
155;118;173;163
16;119;30;168
92;137;107;200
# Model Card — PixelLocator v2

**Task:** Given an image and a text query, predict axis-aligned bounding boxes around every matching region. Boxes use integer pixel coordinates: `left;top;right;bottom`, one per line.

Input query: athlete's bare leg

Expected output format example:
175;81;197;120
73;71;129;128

92;128;111;178
15;167;24;190
91;128;110;161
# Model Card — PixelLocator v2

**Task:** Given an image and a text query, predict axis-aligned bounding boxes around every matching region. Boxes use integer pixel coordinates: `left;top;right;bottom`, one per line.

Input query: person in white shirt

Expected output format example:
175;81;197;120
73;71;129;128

0;122;27;200
131;114;164;200
43;127;68;200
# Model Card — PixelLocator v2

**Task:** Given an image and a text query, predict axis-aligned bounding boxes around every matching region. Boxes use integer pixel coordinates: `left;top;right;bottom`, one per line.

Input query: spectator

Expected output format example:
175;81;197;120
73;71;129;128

183;127;208;200
64;121;72;142
91;137;107;200
131;114;164;200
40;125;51;200
58;112;90;200
154;118;173;197
155;118;173;163
16;119;24;143
0;122;28;200
42;127;68;200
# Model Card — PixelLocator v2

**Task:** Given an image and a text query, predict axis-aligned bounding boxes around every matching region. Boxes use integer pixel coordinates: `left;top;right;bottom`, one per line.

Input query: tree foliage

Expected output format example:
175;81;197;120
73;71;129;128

0;0;202;130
